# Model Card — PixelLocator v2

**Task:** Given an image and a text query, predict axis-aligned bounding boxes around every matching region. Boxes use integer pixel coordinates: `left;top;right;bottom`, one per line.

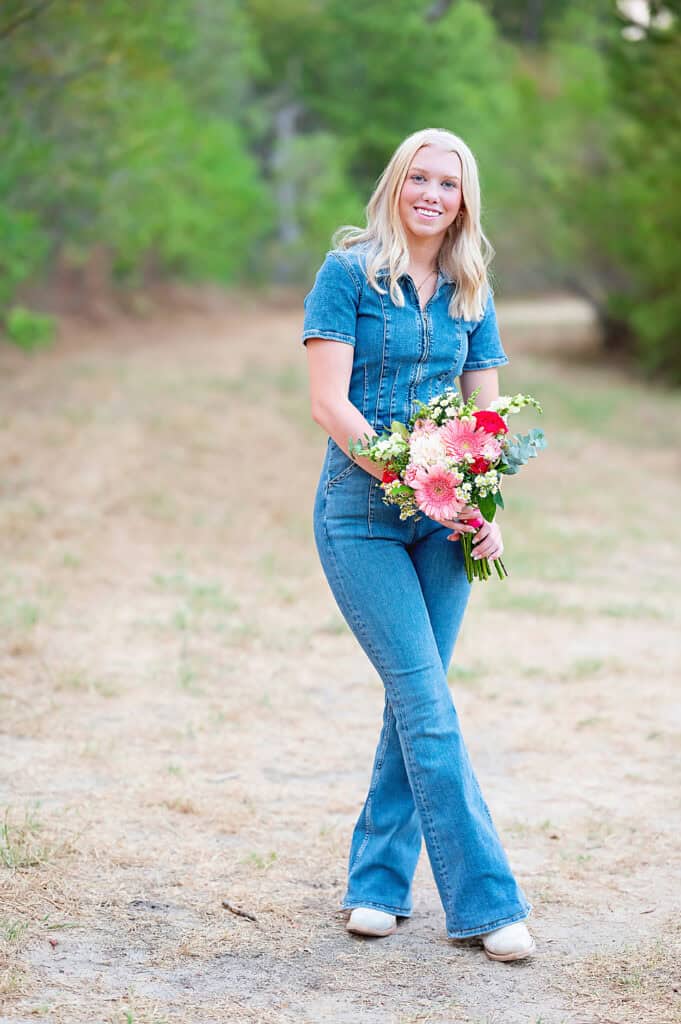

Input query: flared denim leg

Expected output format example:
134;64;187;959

314;468;532;938
342;524;475;917
343;694;423;916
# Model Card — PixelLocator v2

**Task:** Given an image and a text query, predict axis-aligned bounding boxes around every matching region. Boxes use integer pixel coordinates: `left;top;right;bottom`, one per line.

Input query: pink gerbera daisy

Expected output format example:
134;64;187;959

412;465;464;520
440;417;501;463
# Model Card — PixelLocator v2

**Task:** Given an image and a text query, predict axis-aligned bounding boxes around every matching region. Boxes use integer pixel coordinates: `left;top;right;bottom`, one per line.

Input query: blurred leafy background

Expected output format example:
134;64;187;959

1;0;679;379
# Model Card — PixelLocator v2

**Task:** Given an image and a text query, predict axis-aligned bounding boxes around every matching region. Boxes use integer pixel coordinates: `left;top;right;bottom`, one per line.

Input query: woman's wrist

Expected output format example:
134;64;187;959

352;453;384;480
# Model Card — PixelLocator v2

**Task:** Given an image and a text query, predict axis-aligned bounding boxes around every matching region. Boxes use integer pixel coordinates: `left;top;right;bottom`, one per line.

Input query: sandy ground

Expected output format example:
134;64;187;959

0;290;680;1024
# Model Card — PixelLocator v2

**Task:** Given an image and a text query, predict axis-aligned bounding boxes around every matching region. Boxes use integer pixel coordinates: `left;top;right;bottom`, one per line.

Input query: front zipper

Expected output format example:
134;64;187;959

406;276;433;393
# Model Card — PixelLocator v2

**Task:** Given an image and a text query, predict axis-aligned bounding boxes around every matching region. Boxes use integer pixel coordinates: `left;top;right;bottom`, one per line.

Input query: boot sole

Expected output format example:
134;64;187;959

346;921;397;937
483;939;536;962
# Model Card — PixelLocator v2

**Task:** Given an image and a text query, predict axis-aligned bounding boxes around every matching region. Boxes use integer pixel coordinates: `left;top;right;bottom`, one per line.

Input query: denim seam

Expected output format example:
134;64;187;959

302;329;356;345
389;365;401;425
322;448;332;491
453;320;464;371
347;705;393;874
406;290;423;416
373;291;388;427
326;460;359;489
366;478;374;537
414;307;431;391
350;825;371;871
460;356;510;372
332;251;362;297
320;519;455;914
364;708;392;833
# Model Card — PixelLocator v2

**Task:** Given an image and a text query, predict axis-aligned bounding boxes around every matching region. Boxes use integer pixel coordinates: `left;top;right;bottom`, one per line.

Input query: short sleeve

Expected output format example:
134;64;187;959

460;289;509;373
302;251;360;347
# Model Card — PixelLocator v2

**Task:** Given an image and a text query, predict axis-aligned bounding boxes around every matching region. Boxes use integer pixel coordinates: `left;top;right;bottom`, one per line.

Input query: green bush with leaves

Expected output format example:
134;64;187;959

0;206;50;309
5;306;54;352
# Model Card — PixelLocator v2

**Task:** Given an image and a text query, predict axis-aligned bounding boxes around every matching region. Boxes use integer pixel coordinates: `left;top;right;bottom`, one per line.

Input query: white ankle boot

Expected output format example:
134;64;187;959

346;907;397;936
481;921;536;961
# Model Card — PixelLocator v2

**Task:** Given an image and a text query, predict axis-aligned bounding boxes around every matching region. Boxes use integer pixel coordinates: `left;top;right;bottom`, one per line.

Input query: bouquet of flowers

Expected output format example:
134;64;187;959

348;388;546;582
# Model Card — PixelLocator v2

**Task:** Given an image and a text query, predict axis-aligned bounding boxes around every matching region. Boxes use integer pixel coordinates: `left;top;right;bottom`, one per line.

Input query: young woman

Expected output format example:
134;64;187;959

301;127;535;962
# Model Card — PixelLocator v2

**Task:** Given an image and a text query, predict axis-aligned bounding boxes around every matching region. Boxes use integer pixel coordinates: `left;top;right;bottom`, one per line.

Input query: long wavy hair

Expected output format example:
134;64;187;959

332;127;494;320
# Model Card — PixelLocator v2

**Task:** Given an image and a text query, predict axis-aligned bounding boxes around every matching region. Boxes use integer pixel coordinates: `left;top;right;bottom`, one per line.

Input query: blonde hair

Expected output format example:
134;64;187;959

332;127;494;320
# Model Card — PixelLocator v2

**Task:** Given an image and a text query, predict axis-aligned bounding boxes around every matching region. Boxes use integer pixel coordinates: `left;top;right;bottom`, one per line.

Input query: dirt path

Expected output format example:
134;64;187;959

1;293;680;1024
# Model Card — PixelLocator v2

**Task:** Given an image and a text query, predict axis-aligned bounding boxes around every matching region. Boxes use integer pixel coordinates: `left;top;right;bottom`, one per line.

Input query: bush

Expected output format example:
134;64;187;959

4;307;55;352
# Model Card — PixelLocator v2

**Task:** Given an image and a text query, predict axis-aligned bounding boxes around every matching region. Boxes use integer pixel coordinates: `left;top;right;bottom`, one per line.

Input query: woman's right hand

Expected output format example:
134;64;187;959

432;505;479;542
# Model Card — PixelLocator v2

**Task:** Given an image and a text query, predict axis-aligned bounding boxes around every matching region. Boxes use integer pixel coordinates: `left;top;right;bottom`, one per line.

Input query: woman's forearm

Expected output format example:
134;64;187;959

459;369;500;409
316;369;502;481
313;398;384;481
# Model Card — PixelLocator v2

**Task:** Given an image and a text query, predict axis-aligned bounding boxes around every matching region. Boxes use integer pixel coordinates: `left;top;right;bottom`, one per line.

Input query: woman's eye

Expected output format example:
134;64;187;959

411;173;458;189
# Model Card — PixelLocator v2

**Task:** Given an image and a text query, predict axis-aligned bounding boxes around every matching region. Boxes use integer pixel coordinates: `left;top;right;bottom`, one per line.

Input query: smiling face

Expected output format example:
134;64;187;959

398;144;464;246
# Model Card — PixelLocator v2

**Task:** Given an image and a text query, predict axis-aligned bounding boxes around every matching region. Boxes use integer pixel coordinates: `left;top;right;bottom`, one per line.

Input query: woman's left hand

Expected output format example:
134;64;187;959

470;519;504;561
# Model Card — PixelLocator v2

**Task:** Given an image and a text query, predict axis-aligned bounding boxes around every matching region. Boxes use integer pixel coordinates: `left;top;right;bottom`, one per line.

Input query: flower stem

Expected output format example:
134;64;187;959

461;534;509;582
461;533;473;583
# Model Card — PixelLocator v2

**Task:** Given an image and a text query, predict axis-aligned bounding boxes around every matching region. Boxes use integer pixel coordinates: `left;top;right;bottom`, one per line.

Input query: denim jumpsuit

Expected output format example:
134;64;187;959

301;245;532;938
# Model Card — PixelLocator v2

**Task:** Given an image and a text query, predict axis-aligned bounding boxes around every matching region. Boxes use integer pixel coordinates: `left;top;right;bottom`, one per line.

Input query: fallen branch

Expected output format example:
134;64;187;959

222;900;257;922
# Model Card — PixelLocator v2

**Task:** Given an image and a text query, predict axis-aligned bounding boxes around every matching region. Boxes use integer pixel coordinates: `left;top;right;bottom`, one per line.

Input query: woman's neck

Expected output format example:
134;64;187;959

406;235;441;276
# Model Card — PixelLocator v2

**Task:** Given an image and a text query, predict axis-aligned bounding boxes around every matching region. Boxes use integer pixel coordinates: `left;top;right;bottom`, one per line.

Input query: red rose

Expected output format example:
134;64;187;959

470;457;491;474
382;468;400;483
473;410;508;435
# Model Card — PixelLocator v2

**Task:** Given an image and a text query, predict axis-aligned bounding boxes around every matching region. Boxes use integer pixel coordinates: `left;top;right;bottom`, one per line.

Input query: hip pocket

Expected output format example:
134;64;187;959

325;440;361;489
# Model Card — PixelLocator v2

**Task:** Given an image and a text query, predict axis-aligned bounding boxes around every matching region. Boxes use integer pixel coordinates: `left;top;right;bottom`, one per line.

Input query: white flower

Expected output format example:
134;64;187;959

374;433;408;460
409;430;446;468
480;469;498;485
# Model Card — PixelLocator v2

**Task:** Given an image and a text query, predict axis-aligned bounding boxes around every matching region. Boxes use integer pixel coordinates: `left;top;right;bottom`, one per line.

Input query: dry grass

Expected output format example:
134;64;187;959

563;924;681;1024
0;291;679;1023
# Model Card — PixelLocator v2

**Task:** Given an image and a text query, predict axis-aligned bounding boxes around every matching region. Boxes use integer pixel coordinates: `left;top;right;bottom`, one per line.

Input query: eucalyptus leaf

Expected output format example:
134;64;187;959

477;493;496;521
390;420;410;439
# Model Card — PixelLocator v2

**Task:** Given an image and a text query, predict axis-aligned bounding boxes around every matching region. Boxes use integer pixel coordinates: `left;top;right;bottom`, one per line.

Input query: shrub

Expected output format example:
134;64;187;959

4;307;55;352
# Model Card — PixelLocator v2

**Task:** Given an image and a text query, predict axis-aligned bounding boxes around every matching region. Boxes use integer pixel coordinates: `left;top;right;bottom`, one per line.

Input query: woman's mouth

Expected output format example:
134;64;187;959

414;207;442;220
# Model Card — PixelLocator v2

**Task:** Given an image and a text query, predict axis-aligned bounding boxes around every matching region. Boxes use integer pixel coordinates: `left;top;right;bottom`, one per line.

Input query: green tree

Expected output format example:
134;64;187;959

0;0;269;314
603;0;681;378
510;1;681;379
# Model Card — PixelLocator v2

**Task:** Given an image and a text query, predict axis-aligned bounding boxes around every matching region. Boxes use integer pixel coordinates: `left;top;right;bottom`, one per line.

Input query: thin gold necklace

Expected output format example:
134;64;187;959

415;268;437;292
